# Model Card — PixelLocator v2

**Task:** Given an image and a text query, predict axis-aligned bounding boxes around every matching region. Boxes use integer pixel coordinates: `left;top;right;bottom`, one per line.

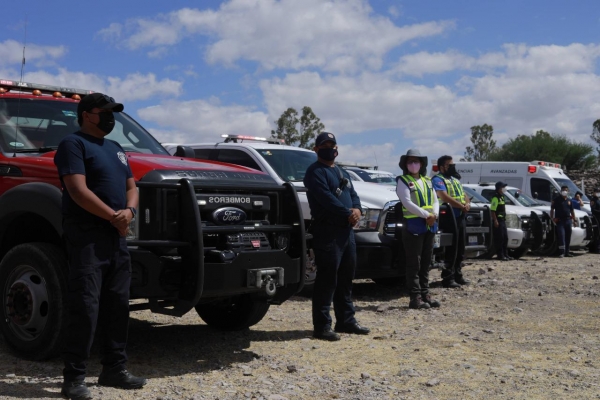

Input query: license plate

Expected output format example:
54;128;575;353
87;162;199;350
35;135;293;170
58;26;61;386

433;233;441;248
468;235;478;244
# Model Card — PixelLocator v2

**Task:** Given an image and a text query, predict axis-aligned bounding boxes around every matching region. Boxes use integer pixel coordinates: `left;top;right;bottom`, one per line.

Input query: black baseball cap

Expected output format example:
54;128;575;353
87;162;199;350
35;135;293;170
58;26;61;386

315;132;337;147
77;93;124;119
495;181;507;190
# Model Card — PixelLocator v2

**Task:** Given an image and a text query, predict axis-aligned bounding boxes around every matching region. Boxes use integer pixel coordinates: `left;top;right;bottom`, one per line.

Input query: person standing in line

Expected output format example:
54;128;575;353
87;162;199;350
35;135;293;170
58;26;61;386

304;132;370;341
550;185;578;258
490;182;511;261
590;188;600;253
396;149;441;309
54;93;146;400
431;156;471;288
571;191;583;210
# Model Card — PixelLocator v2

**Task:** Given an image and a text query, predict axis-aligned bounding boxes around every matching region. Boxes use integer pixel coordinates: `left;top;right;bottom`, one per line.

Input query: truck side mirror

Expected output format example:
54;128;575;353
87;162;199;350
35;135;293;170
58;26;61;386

533;192;538;199
174;145;195;158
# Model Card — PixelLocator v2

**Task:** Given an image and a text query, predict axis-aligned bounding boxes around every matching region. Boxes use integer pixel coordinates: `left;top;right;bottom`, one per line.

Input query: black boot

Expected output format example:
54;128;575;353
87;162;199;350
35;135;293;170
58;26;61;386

98;369;147;389
422;294;440;308
61;381;92;400
409;296;431;310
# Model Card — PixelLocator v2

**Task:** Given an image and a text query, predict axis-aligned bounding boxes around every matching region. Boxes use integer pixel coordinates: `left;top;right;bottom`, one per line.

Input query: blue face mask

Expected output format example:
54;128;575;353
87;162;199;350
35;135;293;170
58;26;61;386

318;147;338;161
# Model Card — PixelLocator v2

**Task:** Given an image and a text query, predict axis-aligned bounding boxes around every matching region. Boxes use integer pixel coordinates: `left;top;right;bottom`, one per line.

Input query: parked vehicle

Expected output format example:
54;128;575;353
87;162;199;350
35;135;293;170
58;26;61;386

0;80;306;360
163;136;464;285
463;185;547;259
452;160;592;212
343;167;397;186
469;183;593;256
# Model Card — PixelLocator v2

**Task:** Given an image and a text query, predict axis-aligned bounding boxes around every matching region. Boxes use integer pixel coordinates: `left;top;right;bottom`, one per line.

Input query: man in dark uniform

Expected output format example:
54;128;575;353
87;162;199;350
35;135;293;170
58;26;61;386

550;185;578;258
490;182;510;261
432;155;471;287
54;93;146;400
590;188;600;253
304;132;370;341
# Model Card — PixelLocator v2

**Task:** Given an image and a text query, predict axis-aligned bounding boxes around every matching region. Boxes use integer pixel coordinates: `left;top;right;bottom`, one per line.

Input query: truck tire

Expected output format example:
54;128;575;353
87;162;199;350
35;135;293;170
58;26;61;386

0;243;68;360
195;295;270;330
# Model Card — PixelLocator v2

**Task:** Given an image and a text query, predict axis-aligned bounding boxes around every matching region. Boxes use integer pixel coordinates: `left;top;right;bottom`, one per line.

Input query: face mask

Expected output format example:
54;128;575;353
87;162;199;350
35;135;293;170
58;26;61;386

596;193;600;197
445;164;461;179
407;162;421;174
561;191;568;197
501;188;507;194
96;112;115;134
317;147;338;161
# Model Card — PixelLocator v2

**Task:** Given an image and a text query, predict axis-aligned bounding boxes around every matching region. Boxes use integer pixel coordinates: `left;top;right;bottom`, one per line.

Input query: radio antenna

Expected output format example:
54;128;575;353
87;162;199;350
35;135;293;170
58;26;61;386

12;16;27;158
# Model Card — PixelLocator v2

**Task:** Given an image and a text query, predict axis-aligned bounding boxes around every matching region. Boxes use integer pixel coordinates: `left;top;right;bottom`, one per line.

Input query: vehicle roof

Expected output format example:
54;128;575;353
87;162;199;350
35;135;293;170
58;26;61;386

162;141;314;152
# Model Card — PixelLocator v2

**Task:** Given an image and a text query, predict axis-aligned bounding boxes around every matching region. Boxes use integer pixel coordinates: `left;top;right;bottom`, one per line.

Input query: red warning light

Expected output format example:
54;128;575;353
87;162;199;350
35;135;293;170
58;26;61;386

528;166;537;173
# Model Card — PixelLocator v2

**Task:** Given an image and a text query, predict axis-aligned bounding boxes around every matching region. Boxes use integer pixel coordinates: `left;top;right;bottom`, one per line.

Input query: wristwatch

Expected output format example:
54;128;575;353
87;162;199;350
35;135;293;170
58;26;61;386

127;207;137;217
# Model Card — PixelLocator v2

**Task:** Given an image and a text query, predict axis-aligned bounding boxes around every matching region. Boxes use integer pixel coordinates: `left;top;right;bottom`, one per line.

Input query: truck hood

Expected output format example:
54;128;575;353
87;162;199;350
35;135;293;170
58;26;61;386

291;179;398;211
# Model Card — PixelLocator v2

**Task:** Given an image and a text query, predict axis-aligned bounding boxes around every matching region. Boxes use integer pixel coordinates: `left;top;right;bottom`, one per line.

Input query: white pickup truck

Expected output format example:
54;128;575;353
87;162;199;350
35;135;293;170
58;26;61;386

163;135;460;284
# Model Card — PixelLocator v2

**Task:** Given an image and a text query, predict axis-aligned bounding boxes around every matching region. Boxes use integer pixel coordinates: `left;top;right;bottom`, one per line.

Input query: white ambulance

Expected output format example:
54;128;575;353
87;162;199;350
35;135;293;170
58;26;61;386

453;160;592;212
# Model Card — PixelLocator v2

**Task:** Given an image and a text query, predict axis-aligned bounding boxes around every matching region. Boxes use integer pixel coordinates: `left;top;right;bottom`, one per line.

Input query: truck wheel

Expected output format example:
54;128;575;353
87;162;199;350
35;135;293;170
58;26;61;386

0;243;68;360
195;295;270;330
508;247;529;259
533;232;558;256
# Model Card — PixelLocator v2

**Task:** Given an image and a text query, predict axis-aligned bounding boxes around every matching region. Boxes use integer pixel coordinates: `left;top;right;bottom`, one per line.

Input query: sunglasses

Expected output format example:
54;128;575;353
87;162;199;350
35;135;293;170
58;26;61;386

407;160;421;165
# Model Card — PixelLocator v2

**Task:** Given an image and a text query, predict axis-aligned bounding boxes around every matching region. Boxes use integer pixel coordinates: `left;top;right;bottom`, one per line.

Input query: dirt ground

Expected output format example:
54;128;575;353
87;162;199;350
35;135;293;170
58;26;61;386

1;252;600;400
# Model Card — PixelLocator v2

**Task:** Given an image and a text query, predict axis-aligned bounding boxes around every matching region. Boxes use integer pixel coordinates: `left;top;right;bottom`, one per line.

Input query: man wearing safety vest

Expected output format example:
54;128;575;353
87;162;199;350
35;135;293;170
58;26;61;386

396;149;441;309
432;155;471;288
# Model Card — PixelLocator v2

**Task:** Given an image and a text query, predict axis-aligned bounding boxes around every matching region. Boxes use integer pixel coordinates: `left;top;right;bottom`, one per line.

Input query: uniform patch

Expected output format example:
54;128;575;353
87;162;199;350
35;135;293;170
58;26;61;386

117;151;128;166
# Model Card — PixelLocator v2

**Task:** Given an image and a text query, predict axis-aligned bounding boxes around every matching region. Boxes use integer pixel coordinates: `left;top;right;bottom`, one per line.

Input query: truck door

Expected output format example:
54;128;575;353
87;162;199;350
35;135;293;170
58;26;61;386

530;178;557;203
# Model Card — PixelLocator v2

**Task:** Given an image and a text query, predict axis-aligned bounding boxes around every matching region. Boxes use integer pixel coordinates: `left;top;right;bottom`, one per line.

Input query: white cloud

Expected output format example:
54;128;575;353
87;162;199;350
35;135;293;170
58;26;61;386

0;40;67;66
20;69;182;102
137;98;272;143
260;42;600;158
99;0;454;72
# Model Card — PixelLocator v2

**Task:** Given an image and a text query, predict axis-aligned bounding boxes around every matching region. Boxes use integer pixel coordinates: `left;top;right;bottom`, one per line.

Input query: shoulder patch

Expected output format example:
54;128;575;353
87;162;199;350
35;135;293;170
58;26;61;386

117;151;128;166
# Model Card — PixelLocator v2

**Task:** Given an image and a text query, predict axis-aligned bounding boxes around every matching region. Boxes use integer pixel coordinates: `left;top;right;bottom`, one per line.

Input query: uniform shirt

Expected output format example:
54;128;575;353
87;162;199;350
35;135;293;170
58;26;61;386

432;174;463;217
591;195;600;214
304;162;361;227
490;193;506;219
396;176;440;219
54;131;133;225
551;195;573;219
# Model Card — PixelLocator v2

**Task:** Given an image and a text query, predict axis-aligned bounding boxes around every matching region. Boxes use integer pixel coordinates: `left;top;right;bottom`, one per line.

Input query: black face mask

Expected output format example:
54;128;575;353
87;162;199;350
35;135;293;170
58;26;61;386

318;147;338;161
445;164;461;179
96;112;115;134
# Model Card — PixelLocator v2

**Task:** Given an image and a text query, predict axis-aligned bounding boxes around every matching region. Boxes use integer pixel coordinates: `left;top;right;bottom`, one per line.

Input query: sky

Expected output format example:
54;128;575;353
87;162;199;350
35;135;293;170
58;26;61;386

2;0;600;173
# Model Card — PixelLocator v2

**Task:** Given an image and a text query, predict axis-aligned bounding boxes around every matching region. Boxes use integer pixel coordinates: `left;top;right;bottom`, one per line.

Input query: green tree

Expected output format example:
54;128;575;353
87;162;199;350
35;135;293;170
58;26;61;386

490;130;596;171
463;124;497;161
271;106;324;149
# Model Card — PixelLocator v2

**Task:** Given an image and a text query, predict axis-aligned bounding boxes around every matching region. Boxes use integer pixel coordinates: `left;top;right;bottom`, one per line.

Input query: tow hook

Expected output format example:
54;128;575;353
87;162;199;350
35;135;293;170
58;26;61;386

247;268;284;296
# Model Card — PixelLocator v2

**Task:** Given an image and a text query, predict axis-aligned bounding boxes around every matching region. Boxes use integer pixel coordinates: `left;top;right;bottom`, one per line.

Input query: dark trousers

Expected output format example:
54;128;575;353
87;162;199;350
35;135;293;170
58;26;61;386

402;229;434;297
556;218;572;256
311;225;357;330
442;213;465;282
494;219;509;258
62;221;131;382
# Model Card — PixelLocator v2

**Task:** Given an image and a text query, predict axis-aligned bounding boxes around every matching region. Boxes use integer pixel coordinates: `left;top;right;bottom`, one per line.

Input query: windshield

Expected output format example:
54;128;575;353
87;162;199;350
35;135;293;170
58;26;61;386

506;188;544;207
350;169;396;185
555;178;590;202
463;187;490;203
0;98;169;155
258;148;317;182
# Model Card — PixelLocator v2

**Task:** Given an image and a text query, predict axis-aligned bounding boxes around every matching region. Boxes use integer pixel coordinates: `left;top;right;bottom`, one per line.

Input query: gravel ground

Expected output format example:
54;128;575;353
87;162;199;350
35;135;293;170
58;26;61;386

1;252;600;400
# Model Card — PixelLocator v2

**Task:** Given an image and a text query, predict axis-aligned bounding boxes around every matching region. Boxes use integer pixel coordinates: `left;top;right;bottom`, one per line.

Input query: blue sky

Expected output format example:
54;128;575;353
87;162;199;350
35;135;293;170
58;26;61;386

2;0;600;173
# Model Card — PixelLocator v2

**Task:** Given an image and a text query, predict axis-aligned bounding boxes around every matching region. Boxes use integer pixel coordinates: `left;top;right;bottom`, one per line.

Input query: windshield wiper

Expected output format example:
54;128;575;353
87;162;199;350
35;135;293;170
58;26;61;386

13;147;58;153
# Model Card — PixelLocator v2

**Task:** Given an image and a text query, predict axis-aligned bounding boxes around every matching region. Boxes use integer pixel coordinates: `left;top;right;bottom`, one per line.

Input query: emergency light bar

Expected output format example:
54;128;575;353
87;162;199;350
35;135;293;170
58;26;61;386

221;134;285;144
0;78;93;98
532;160;561;169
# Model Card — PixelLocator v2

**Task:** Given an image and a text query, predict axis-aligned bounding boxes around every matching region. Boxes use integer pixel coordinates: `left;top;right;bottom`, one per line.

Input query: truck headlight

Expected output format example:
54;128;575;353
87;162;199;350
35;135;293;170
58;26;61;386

354;208;381;231
505;214;520;229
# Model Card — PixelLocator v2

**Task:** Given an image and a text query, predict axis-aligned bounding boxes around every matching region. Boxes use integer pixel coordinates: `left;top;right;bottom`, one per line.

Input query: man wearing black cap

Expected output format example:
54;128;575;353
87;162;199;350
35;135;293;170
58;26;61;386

54;93;146;399
304;132;370;341
490;181;510;261
550;185;577;258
